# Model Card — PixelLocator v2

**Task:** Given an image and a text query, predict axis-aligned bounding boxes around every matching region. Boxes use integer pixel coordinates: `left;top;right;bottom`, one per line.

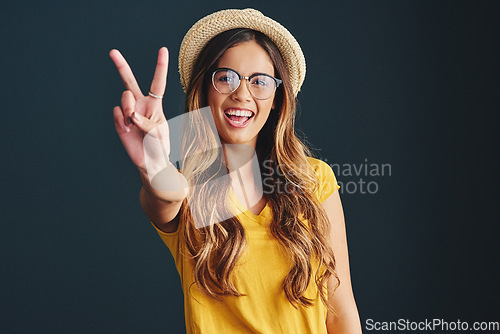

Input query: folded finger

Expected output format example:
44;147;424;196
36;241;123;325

109;49;143;99
113;106;130;133
131;111;162;136
121;90;136;126
149;47;169;98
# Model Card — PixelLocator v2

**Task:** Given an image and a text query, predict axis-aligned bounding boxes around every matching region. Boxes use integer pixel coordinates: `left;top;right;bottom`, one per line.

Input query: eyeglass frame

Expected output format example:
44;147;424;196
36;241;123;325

211;67;282;100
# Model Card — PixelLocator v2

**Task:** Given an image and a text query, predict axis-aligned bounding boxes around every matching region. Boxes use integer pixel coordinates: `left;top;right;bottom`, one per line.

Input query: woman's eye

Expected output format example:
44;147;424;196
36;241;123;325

218;76;233;82
252;78;269;87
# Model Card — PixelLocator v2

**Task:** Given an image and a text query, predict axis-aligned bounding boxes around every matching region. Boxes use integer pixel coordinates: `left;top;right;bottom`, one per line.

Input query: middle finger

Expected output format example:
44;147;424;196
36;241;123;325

149;47;169;98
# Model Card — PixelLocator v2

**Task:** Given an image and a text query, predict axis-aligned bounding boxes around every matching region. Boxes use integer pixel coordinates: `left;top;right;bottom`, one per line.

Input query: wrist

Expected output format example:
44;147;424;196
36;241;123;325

137;164;187;203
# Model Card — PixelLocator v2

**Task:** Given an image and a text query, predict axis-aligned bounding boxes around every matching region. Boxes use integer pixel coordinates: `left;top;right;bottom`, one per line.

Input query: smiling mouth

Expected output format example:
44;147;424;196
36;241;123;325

224;108;255;125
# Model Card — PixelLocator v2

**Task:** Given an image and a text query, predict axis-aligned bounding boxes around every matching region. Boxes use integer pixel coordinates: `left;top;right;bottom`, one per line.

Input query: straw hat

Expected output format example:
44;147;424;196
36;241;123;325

178;8;306;97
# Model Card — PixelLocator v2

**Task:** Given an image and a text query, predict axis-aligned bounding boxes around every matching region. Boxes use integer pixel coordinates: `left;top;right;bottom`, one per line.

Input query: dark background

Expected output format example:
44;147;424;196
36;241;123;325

1;0;498;333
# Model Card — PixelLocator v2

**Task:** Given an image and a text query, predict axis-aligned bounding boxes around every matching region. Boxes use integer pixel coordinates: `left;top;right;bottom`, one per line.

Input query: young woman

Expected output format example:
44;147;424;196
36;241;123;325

110;8;361;334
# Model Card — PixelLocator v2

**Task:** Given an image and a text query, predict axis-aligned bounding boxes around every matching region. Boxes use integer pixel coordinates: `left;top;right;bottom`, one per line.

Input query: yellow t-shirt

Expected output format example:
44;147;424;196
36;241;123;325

152;157;340;334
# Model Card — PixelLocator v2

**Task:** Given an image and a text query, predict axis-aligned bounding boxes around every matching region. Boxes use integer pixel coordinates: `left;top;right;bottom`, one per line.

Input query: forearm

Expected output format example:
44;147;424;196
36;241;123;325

138;165;186;229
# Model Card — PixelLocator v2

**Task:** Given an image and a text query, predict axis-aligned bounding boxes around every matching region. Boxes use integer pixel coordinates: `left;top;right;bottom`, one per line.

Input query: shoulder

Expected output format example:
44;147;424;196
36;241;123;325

305;157;340;203
305;157;336;184
306;156;330;174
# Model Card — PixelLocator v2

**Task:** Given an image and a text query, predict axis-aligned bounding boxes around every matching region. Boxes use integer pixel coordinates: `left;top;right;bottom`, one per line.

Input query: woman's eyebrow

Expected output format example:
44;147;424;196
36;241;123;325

250;71;275;77
216;67;275;77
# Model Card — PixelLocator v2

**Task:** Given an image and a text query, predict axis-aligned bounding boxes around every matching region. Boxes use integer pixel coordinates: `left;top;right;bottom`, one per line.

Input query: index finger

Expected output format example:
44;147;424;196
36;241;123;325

149;47;169;98
109;49;144;99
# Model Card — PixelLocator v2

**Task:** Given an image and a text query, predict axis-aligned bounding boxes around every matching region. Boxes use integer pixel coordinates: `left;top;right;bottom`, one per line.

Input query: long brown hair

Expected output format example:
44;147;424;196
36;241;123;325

180;28;339;310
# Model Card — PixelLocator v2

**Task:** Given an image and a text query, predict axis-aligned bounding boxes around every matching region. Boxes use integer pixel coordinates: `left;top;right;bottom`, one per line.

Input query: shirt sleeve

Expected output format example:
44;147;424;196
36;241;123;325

150;219;184;270
307;157;340;203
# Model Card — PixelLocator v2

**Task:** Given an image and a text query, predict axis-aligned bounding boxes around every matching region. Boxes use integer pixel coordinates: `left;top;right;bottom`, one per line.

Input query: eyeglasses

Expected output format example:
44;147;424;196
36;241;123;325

211;68;282;100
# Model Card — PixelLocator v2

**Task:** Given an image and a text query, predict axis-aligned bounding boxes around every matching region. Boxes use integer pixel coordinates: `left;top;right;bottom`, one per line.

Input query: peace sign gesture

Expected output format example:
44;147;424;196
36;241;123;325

109;47;170;173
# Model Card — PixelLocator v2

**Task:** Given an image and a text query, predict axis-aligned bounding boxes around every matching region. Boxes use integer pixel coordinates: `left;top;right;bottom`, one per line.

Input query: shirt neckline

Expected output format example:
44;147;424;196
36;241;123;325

229;188;271;223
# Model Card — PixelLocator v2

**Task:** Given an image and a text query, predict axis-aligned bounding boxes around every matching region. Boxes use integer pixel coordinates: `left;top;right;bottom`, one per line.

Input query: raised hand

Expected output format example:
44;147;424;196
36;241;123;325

110;46;187;214
109;47;170;173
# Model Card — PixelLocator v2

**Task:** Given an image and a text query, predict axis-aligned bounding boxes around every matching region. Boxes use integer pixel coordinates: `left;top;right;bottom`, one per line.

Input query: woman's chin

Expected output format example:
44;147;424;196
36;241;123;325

220;134;258;148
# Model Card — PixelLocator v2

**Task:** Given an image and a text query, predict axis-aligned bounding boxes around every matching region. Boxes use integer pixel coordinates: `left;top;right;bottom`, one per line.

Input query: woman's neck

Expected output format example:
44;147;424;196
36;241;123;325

223;142;266;214
223;143;256;174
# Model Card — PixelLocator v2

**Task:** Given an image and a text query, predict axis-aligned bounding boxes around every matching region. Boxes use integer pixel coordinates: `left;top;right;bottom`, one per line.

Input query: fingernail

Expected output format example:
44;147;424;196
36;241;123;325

133;112;141;123
122;125;130;133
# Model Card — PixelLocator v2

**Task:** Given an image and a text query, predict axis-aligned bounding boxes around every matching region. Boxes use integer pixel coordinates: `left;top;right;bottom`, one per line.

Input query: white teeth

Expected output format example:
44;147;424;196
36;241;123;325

225;109;253;117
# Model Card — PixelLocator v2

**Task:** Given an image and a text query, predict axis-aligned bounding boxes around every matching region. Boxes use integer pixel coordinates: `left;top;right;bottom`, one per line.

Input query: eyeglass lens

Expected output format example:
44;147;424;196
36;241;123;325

213;69;277;100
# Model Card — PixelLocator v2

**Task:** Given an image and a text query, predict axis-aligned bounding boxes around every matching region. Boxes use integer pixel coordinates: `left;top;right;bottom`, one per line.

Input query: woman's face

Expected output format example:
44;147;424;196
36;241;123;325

207;40;276;148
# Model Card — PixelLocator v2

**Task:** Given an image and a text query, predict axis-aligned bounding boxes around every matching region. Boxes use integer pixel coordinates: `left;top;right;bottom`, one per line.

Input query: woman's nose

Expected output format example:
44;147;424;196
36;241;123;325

231;79;252;102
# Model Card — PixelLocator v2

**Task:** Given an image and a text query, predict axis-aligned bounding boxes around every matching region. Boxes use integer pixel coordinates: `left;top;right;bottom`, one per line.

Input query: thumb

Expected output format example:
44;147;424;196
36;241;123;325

134;112;170;159
131;111;157;134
